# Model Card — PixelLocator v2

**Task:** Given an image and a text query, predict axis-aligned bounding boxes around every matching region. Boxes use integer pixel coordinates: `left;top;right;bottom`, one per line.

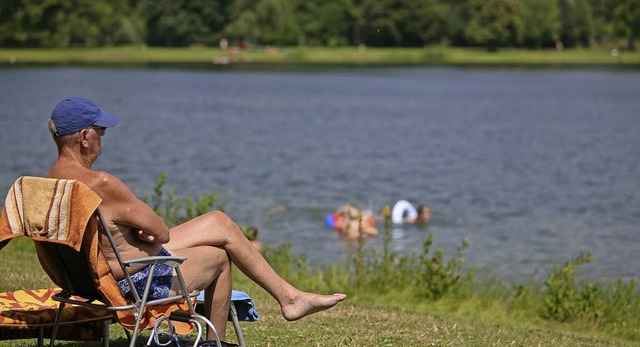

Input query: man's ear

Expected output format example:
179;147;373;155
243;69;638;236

79;129;89;144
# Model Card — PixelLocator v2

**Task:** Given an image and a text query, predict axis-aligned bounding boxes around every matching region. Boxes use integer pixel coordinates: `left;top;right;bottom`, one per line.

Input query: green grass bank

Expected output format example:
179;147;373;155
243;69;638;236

1;46;639;68
0;238;636;347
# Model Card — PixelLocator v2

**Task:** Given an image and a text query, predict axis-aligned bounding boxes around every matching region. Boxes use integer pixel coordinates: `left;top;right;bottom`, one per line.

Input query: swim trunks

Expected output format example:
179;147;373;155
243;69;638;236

117;247;174;301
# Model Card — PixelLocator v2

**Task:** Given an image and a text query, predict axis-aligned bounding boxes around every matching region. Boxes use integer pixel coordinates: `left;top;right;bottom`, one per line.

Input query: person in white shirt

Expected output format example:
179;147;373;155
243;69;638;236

391;200;430;224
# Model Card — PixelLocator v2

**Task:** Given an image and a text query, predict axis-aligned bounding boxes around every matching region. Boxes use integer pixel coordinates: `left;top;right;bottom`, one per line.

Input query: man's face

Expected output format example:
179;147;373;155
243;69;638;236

86;125;106;157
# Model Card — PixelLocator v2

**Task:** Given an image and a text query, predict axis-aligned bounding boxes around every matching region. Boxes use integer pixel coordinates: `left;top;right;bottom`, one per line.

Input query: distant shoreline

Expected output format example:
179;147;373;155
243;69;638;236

1;46;639;68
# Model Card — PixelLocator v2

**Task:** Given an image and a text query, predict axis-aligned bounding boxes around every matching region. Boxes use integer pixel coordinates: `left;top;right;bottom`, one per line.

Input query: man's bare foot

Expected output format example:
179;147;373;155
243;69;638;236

280;292;347;321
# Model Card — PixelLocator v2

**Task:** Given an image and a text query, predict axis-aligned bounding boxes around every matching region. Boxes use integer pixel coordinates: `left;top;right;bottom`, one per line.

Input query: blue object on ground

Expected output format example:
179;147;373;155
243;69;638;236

197;290;260;322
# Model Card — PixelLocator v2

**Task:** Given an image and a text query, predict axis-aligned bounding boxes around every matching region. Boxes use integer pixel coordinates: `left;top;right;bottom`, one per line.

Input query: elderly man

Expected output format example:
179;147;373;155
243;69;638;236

45;97;346;345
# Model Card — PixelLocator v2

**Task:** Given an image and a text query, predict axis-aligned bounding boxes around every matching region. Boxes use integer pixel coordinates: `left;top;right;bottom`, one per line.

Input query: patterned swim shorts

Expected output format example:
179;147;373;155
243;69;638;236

117;247;174;301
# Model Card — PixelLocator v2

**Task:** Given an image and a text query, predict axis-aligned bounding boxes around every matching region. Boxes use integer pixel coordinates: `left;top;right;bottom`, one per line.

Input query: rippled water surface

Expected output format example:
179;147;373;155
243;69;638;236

1;66;639;281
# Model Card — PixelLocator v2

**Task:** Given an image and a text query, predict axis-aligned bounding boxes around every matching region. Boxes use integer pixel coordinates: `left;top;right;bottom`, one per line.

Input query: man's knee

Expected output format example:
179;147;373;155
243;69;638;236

203;210;228;223
203;210;239;232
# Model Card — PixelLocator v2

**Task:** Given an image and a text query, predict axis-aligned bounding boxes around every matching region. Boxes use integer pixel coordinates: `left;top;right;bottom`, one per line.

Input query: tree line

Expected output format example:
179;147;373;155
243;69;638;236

1;0;638;50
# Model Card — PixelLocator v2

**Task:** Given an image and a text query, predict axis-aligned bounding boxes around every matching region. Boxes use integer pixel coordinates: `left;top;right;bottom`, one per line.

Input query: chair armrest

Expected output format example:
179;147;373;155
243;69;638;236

123;255;187;268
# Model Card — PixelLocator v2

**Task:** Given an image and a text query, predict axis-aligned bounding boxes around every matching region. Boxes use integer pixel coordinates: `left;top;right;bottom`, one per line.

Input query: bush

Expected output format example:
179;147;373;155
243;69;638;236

350;226;472;301
540;253;595;322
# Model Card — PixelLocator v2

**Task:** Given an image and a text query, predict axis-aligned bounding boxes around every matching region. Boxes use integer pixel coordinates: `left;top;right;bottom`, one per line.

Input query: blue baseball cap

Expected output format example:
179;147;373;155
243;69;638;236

51;97;119;136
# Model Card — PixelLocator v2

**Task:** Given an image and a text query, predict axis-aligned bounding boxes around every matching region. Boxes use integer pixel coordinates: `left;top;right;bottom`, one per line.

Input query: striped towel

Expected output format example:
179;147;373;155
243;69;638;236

0;176;102;251
0;288;114;341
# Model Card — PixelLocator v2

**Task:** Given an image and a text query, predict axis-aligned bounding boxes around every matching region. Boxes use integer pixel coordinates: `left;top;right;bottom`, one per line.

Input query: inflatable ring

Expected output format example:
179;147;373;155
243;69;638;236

391;200;417;224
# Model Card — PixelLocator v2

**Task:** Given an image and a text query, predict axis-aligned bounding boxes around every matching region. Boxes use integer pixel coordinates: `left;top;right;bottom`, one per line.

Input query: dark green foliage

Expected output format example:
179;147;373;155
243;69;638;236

358;0;446;47
225;0;299;46
292;0;351;46
612;0;640;50
0;0;636;50
538;253;640;336
346;223;473;301
464;0;524;50
599;279;640;338
145;0;230;46
0;0;143;47
558;0;595;48
521;0;561;48
540;253;595;322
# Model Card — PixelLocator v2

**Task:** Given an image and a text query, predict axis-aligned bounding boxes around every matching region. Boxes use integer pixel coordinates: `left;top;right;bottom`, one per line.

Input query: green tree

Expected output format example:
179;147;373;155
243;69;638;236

425;0;452;45
573;0;594;47
359;0;445;47
399;0;448;46
290;0;352;46
315;1;350;46
144;0;230;46
558;0;594;48
587;0;615;44
225;0;298;46
360;0;400;46
224;0;258;45
612;0;640;50
0;0;142;47
442;0;470;46
290;0;320;46
464;0;524;50
0;0;58;46
521;0;561;48
256;0;299;45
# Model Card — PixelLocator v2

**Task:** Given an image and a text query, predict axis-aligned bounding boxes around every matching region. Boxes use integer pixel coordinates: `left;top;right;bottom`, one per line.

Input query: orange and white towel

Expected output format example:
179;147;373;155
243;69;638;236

0;176;101;251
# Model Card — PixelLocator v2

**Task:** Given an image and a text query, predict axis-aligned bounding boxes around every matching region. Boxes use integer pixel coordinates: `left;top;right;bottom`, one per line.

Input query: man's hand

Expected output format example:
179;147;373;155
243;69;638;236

136;229;155;242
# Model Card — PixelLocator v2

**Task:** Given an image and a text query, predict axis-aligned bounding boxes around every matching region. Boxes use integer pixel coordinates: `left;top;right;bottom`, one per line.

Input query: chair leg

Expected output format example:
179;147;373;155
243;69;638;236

37;326;44;347
229;302;246;347
49;301;65;347
101;319;111;347
129;264;156;347
123;325;132;342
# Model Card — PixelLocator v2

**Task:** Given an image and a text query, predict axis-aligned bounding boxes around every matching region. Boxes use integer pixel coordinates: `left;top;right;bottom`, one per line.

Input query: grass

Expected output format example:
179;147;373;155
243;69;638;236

1;46;639;68
0;237;637;347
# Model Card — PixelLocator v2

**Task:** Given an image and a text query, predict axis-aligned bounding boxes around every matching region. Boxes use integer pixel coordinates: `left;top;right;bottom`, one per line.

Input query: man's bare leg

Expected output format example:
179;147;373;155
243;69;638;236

204;271;231;340
169;245;232;340
166;211;346;321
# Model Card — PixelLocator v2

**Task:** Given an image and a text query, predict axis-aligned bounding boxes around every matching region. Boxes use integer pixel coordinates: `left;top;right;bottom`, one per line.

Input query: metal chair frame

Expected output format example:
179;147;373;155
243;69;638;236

47;208;225;347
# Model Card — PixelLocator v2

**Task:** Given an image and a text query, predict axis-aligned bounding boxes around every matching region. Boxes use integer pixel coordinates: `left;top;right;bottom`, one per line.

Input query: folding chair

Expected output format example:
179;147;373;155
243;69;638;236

0;176;250;347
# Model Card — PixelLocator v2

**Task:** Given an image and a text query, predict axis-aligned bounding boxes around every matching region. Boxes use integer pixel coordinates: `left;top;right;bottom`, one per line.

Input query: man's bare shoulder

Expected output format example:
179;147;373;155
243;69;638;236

88;171;136;201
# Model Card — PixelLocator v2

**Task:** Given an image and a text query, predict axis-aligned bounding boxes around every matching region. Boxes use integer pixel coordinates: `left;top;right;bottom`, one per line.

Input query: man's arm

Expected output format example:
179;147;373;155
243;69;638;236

93;172;170;244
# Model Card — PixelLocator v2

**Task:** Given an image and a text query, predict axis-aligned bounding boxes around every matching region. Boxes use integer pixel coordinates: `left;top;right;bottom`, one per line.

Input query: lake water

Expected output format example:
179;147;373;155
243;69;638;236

1;66;639;282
